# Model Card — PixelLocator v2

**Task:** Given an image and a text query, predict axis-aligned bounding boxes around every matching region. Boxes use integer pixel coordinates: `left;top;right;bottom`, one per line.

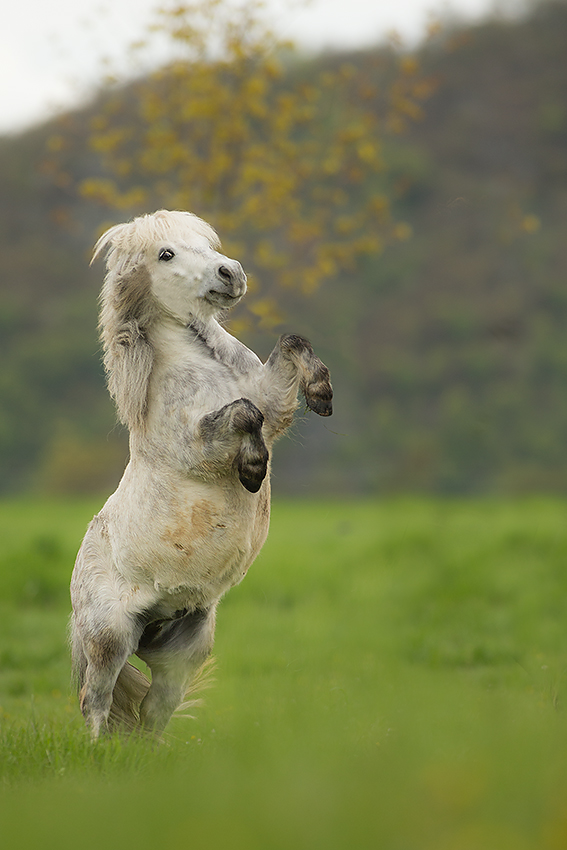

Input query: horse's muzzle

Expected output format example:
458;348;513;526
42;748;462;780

206;260;247;306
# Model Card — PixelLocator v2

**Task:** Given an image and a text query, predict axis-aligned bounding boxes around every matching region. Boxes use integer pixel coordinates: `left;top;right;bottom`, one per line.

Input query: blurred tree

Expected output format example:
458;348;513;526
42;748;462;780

59;0;433;329
3;0;567;496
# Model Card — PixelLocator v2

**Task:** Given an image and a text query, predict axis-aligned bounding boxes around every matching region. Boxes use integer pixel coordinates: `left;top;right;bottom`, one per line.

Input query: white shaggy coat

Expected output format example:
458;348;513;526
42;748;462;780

70;210;333;737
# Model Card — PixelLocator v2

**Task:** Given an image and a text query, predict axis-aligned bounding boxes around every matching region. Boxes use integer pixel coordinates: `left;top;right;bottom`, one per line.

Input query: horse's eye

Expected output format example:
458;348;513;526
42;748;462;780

159;248;175;262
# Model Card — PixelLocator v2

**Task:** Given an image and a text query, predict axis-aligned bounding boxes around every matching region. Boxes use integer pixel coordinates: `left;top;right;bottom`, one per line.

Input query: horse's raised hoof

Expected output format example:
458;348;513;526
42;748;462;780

278;334;333;417
306;394;333;417
302;365;333;417
237;441;269;492
232;399;269;492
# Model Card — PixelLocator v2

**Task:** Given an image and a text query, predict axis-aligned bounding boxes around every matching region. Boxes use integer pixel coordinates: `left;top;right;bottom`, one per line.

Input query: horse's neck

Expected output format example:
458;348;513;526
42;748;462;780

148;316;198;367
149;314;259;374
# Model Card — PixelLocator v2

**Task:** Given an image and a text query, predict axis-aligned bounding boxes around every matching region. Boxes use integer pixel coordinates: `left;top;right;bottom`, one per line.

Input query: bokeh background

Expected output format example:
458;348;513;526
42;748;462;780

3;4;567;845
3;0;566;500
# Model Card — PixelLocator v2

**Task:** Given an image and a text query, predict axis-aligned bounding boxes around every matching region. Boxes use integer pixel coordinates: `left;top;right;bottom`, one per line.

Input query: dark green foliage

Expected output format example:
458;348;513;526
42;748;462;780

275;0;567;495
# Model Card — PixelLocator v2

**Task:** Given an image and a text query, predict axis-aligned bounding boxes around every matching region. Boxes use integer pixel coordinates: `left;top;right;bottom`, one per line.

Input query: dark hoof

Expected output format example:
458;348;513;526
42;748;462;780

238;445;269;492
303;365;333;417
234;401;269;492
239;471;266;493
306;395;333;417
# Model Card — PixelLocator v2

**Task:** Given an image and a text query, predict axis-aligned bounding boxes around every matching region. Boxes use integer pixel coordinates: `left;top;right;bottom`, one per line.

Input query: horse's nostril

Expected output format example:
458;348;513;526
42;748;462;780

218;265;234;283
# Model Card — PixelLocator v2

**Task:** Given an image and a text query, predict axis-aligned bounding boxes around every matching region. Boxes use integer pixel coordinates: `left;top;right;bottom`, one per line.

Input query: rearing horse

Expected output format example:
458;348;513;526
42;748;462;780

70;210;333;738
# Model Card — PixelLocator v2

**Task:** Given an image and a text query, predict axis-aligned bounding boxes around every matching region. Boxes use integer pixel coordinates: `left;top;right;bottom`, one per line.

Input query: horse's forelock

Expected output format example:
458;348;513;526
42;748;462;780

150;210;221;251
92;210;221;268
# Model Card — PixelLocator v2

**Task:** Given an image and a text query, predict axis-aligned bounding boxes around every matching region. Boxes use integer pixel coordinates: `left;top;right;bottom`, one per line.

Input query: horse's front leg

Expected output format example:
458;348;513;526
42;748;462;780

262;334;333;436
198;397;269;493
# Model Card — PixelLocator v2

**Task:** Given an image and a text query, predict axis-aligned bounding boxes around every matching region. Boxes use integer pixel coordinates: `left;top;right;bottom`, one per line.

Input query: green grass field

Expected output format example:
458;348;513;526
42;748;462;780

1;496;567;848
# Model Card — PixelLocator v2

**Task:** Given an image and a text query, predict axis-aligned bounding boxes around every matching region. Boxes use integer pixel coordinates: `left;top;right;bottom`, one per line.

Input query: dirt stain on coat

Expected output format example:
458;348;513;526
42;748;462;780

162;499;217;553
191;500;215;536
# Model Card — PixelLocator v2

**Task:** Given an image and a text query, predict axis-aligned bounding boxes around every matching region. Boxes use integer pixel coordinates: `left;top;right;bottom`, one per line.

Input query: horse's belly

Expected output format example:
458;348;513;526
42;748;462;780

107;487;270;606
154;515;254;593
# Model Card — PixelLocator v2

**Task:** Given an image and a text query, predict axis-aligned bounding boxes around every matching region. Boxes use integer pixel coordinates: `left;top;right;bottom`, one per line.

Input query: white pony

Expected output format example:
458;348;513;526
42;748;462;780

70;209;333;738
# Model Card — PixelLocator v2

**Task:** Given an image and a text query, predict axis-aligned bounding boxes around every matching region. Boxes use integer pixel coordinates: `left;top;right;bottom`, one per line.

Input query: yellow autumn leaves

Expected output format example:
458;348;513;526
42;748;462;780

73;1;432;326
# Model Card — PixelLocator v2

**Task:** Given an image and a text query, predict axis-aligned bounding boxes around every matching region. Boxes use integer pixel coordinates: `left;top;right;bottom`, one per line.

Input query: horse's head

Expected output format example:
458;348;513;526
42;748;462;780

144;214;247;324
94;209;247;328
94;210;247;429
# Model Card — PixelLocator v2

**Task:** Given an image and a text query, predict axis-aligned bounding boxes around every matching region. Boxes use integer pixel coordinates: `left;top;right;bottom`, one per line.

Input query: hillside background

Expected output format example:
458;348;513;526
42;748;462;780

1;0;567;497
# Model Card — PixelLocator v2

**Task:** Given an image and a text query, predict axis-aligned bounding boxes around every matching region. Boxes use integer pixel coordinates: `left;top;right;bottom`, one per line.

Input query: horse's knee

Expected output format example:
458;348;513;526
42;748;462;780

139;677;187;734
199;397;262;439
79;667;116;738
278;333;314;356
79;677;113;738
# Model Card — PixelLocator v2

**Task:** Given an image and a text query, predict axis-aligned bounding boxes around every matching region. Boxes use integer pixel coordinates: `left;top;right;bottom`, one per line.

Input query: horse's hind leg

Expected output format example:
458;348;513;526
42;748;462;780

136;606;216;735
78;623;139;739
71;529;141;738
71;598;140;738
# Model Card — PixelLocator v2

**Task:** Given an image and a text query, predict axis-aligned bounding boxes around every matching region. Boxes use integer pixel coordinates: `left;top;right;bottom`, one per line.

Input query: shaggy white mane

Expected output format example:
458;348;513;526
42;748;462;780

95;210;222;431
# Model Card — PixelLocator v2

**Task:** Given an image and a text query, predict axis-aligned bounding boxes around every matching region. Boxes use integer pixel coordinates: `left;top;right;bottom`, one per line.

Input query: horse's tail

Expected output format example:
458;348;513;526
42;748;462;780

108;661;151;732
175;656;217;717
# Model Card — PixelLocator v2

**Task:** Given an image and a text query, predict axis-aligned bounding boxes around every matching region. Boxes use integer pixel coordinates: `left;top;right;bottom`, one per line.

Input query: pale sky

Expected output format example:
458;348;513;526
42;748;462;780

0;0;525;134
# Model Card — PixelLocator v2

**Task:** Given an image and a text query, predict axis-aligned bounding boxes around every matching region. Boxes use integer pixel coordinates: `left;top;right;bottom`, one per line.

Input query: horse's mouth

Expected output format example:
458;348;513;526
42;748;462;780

205;289;244;308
